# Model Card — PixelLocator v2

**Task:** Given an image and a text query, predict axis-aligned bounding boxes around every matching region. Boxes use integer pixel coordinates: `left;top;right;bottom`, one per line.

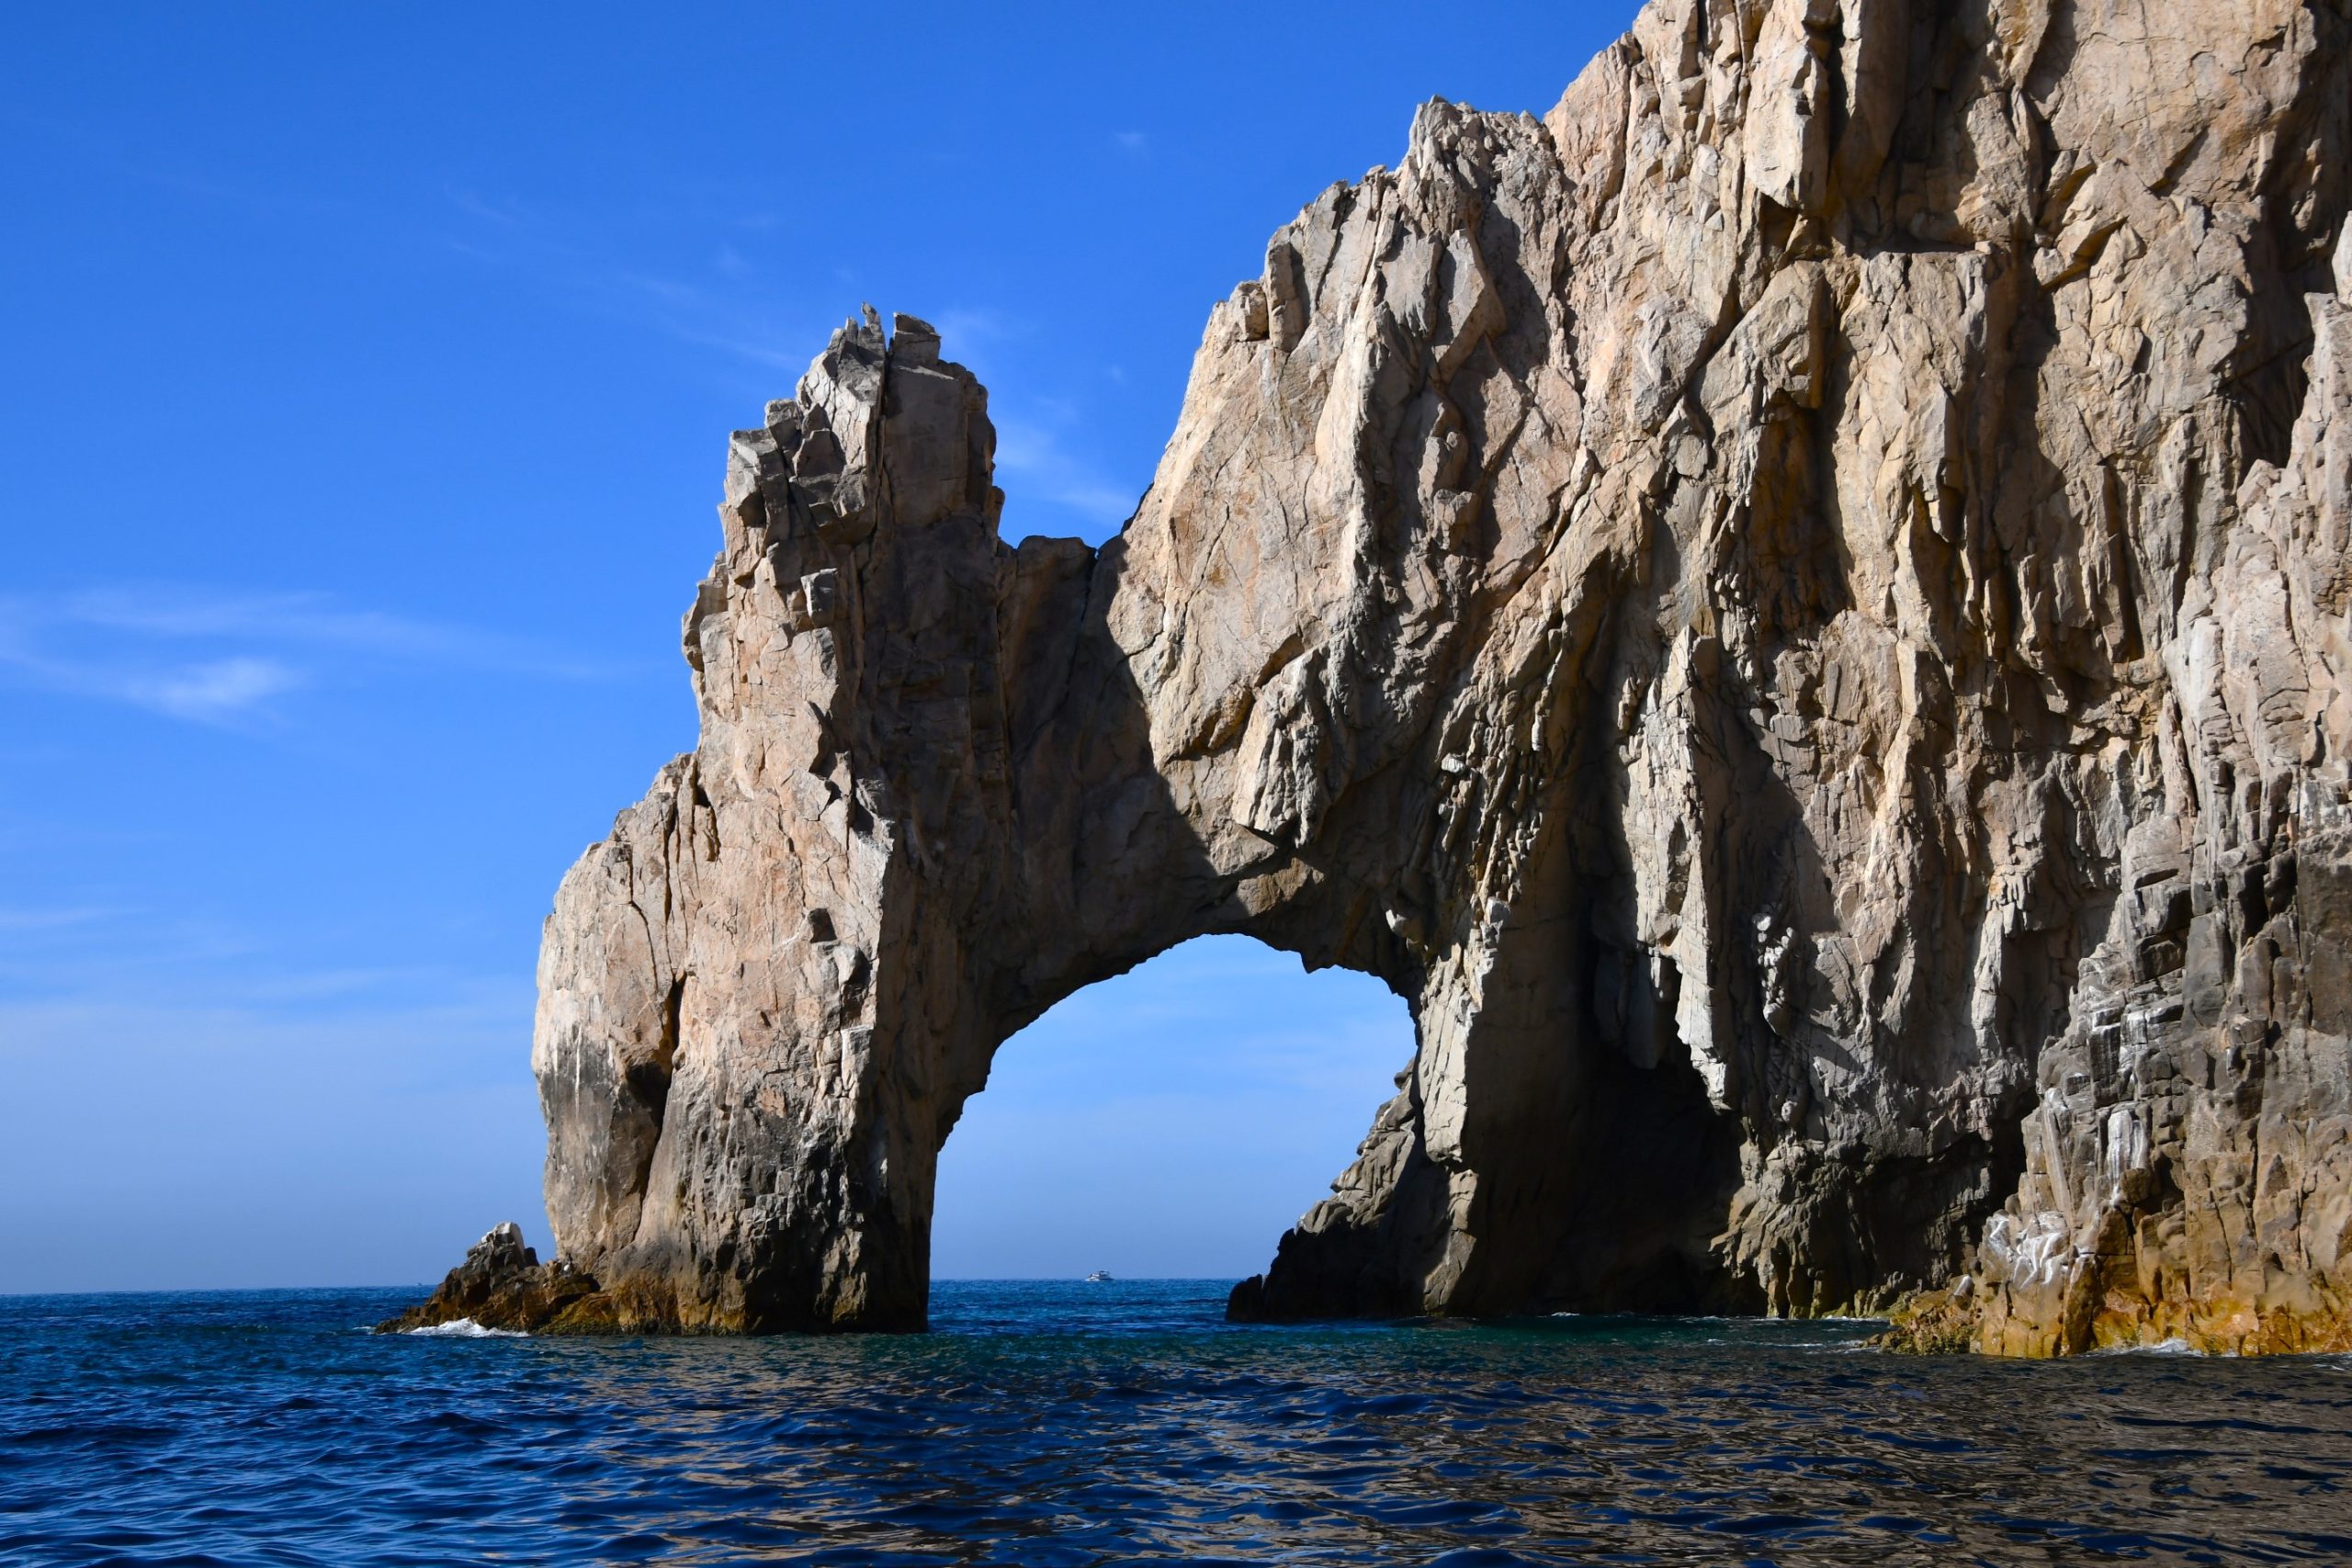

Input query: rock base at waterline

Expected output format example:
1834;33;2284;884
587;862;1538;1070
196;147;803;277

375;1224;616;1336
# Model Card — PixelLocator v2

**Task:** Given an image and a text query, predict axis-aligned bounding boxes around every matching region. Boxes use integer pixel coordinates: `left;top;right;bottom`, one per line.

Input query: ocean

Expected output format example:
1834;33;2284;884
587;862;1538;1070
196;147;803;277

3;1280;2347;1565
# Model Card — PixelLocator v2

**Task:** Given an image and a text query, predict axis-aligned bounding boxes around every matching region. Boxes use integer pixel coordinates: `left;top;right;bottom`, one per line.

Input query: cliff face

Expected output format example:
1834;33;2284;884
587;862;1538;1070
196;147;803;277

492;0;2351;1350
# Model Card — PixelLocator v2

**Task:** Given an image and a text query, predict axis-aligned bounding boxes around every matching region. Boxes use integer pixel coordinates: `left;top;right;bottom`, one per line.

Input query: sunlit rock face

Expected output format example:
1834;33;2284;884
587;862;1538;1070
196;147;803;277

505;0;2352;1351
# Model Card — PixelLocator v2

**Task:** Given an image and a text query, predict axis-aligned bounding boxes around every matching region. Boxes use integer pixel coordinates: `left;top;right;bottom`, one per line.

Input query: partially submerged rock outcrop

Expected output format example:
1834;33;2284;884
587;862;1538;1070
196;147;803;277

376;1223;610;1335
407;0;2352;1352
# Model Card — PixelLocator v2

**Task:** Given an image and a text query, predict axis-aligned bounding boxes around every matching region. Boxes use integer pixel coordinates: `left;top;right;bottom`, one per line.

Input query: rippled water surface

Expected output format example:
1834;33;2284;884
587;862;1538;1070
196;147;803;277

5;1282;2349;1564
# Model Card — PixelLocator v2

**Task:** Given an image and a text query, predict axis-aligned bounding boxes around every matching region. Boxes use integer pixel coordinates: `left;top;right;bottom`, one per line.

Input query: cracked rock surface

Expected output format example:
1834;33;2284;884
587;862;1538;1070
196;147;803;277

440;0;2352;1352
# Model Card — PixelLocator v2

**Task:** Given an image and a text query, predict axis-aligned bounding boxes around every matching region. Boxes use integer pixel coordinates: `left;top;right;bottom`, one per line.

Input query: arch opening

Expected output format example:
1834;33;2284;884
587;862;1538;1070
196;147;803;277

930;934;1413;1283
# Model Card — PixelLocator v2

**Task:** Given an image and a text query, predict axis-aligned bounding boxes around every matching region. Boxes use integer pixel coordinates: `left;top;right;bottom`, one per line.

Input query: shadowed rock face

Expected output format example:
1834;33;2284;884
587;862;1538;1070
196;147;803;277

446;0;2352;1351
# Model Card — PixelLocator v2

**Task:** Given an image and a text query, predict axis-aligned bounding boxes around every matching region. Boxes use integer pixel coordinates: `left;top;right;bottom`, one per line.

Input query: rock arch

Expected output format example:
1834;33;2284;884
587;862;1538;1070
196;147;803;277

534;255;1803;1331
474;1;2352;1351
531;273;1766;1331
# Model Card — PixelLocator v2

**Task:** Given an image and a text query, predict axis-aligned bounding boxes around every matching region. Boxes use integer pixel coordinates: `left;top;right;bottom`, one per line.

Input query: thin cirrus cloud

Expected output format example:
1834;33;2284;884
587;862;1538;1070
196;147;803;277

0;583;614;728
137;654;305;723
443;186;831;378
0;905;115;933
990;416;1143;535
926;310;1145;538
438;197;1149;538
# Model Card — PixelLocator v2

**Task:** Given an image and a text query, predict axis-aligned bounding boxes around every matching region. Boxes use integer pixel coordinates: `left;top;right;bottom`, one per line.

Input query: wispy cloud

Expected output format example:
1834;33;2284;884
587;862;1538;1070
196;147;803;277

932;308;1013;350
0;626;295;728
1114;131;1148;152
920;315;1146;537
993;416;1143;527
0;905;117;933
439;186;831;380
432;193;1148;536
56;584;599;673
140;655;306;722
0;583;611;728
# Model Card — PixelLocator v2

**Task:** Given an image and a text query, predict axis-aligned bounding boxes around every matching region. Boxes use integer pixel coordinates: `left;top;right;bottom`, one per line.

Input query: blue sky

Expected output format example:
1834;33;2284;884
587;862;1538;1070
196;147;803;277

0;3;1638;1291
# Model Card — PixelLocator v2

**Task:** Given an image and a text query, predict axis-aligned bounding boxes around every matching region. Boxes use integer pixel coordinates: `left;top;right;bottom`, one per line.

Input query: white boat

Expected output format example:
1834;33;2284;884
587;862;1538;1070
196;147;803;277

1084;1270;1113;1283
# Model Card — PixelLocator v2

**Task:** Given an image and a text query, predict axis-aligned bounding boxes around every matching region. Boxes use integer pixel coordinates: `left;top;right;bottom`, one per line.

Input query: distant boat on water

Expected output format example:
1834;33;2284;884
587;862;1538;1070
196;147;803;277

1084;1270;1113;1283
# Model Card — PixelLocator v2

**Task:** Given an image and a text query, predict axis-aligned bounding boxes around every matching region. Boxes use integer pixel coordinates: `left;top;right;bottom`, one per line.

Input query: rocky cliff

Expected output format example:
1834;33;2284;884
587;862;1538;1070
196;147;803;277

403;0;2352;1352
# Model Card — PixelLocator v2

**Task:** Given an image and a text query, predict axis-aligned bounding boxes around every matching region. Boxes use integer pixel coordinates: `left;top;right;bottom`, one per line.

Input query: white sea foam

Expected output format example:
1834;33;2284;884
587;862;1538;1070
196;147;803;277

2089;1336;2223;1357
402;1318;526;1338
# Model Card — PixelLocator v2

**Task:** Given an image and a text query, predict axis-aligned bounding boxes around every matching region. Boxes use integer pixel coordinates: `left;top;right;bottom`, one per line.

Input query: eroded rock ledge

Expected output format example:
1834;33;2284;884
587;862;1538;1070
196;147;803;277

415;0;2352;1353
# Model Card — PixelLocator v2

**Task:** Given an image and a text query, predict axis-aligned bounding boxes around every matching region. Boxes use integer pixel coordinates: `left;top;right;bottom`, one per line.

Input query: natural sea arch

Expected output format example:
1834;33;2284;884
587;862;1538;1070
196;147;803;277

531;310;1771;1336
929;935;1414;1283
435;0;2352;1356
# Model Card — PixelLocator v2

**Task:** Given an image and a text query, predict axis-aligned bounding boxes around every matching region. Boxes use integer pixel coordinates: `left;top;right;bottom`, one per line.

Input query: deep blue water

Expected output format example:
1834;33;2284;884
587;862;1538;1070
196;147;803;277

4;1281;2349;1565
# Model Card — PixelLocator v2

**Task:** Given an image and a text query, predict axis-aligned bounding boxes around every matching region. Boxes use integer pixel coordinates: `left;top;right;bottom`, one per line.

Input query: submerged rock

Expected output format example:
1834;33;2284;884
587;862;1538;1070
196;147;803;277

397;0;2352;1351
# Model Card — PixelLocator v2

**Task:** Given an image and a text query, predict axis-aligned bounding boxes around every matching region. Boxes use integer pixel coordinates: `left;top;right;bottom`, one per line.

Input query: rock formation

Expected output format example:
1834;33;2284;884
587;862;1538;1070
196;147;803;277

401;0;2352;1352
376;1223;605;1334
